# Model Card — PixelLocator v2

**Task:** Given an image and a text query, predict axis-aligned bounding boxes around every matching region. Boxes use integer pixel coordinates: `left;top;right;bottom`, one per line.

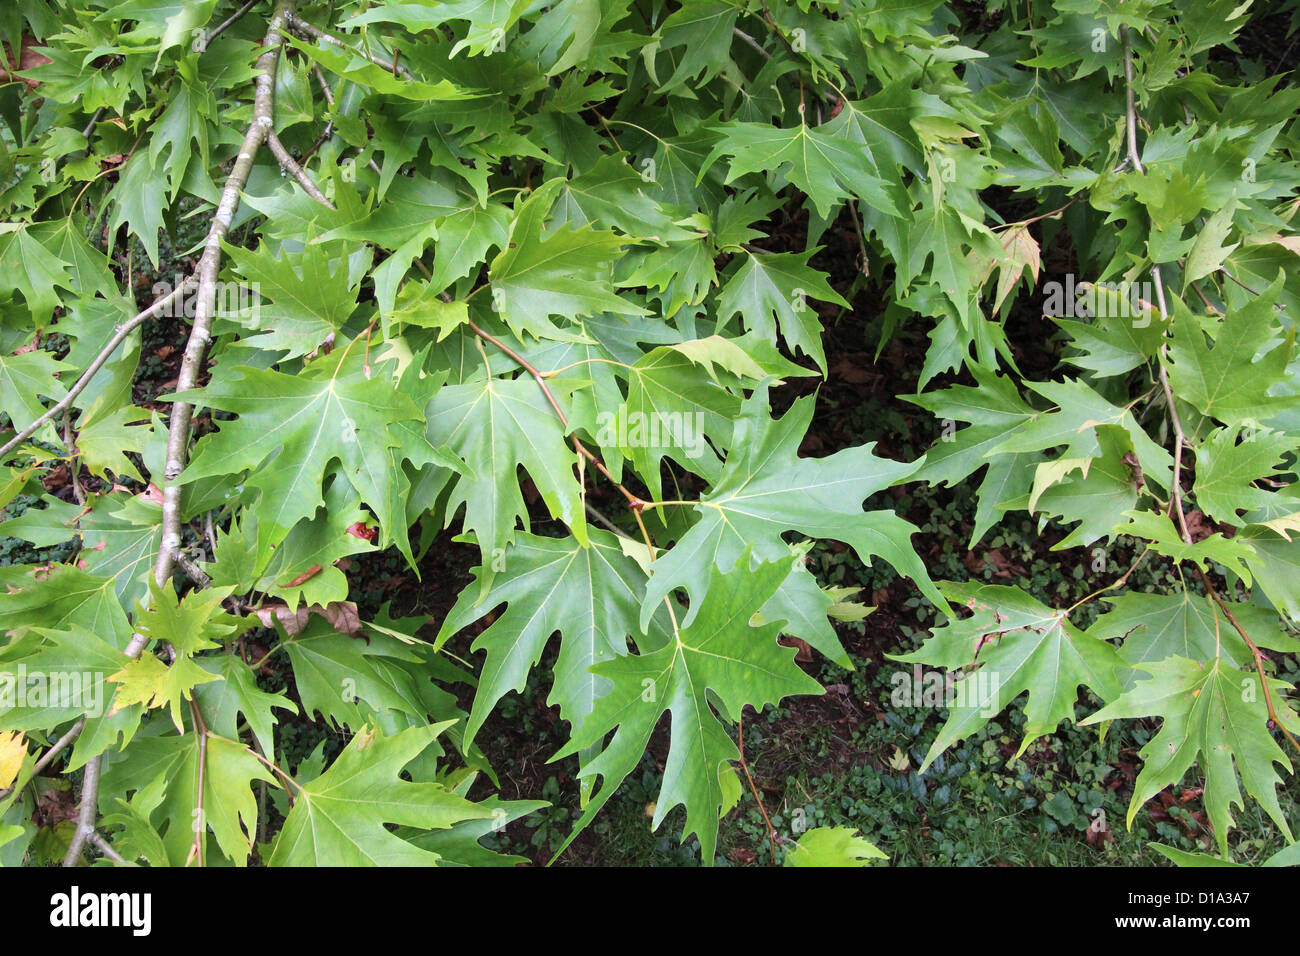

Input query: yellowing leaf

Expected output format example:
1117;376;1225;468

0;731;26;789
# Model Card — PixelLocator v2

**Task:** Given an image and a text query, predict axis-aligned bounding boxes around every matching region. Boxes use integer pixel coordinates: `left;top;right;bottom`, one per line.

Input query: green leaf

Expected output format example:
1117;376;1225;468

1082;657;1300;854
704;118;899;219
220;238;360;358
641;385;944;630
1167;275;1297;427
425;374;588;593
559;551;822;864
714;250;849;373
784;826;887;867
268;724;494;866
1192;425;1294;524
99;730;275;866
0;223;72;324
107;653;219;734
893;581;1125;769
175;347;427;560
489;179;642;340
436;529;672;744
0;347;70;438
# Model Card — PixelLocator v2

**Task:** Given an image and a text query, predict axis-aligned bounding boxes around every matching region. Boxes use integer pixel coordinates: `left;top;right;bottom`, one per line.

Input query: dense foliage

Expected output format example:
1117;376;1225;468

1;0;1299;866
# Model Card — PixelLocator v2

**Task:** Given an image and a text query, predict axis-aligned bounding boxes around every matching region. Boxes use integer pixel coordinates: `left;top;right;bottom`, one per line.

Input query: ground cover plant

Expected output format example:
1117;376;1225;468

1;0;1299;868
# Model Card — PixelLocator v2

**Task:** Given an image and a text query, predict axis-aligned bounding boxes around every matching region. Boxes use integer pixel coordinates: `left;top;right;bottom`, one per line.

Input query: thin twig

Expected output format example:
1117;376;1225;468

286;11;414;79
80;107;104;140
175;550;212;588
1197;568;1300;756
848;200;869;277
0;280;192;462
149;0;295;608
90;830;126;864
267;131;335;208
186;700;208;867
61;750;101;866
0;717;85;801
733;27;772;60
194;0;259;53
585;503;627;537
61;408;85;505
1121;26;1145;176
738;710;779;863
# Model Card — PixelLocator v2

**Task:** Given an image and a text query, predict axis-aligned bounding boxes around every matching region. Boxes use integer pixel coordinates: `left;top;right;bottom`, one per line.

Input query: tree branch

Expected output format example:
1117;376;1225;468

64;0;298;870
61;749;101;866
0;280;192;463
151;0;295;600
0;717;86;802
267;130;335;208
285;11;414;80
194;0;259;53
90;830;126;864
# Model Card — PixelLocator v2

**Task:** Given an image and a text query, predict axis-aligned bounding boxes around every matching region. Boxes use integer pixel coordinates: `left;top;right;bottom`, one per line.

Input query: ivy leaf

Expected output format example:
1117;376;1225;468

268;724;494;866
641;385;944;632
892;581;1126;770
559;552;822;864
1081;657;1300;854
